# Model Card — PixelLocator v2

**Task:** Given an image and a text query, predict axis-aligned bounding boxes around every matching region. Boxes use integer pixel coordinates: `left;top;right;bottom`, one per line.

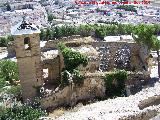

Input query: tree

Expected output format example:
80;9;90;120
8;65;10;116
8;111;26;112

133;24;155;49
46;28;51;41
0;36;13;47
47;13;56;22
40;29;46;41
0;60;19;83
152;36;160;77
133;24;160;77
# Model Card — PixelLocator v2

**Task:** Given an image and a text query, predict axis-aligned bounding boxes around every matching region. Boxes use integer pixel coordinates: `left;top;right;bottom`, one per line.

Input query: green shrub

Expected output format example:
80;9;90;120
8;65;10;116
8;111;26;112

104;69;127;97
0;105;48;120
0;60;19;83
6;85;22;97
0;36;13;47
0;77;6;89
58;43;88;72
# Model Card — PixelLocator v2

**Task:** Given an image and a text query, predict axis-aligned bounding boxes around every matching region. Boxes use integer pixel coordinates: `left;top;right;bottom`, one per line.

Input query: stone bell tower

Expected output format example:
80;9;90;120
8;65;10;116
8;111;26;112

11;19;43;102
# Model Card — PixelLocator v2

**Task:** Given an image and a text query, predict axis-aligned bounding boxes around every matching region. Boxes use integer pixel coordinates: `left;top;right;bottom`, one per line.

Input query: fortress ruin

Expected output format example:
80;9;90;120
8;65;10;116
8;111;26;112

11;21;152;108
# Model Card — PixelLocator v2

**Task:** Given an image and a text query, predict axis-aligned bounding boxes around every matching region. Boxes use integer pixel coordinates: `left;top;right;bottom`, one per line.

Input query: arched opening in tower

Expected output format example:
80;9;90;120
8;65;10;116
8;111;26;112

24;37;31;50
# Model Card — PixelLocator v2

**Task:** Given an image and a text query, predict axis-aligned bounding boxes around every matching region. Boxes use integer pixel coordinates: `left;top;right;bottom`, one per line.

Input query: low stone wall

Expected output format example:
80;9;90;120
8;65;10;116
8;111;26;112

40;75;105;109
126;71;150;85
40;71;149;109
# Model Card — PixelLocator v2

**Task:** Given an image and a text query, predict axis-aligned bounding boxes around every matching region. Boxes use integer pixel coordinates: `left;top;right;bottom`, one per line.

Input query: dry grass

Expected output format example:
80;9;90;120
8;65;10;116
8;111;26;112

49;108;66;118
48;103;84;118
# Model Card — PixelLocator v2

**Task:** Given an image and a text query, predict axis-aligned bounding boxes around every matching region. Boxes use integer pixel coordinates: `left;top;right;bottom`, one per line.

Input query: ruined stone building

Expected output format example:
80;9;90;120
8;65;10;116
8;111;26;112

11;21;152;104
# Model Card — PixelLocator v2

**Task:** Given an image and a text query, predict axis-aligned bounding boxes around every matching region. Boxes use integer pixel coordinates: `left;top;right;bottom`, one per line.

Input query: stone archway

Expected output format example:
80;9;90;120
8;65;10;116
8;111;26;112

114;45;131;70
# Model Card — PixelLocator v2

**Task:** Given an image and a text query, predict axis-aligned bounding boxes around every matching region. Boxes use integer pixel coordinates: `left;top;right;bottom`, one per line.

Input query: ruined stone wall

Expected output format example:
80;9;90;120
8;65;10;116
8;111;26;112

91;41;145;71
44;36;94;50
40;75;105;109
44;35;82;49
40;71;149;109
42;56;61;84
78;58;100;73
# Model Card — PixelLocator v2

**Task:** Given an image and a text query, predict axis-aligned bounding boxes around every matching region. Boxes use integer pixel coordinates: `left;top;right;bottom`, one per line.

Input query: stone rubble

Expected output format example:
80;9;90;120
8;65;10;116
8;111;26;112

40;81;160;120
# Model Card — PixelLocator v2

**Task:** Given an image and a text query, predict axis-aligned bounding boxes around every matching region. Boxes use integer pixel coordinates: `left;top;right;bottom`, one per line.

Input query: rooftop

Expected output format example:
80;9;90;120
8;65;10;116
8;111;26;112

11;18;40;35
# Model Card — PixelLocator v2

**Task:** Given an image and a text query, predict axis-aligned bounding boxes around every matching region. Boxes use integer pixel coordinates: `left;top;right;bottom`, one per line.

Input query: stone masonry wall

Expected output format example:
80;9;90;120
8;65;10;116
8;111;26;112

42;56;61;84
14;33;43;102
40;75;105;109
40;72;149;109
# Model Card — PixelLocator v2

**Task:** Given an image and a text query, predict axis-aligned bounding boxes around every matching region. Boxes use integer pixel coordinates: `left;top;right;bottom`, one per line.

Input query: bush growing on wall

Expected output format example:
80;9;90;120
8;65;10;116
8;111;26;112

104;69;127;97
58;44;87;86
61;69;85;87
58;43;88;72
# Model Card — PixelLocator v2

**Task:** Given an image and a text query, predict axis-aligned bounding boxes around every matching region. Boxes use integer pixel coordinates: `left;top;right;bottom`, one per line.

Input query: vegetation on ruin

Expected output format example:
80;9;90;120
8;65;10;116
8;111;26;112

61;69;85;87
72;69;85;86
0;105;47;120
58;43;88;72
104;69;128;97
61;70;70;86
59;44;87;86
0;60;21;100
5;85;22;98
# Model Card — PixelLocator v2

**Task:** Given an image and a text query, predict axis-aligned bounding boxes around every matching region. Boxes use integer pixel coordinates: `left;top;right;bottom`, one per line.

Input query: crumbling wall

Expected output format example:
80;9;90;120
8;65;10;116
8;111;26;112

42;56;61;84
40;71;149;109
40;75;105;109
91;41;148;71
44;36;94;49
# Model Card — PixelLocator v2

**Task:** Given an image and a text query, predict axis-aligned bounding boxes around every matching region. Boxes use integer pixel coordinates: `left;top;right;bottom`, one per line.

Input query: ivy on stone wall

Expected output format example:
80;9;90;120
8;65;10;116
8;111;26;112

104;69;128;97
